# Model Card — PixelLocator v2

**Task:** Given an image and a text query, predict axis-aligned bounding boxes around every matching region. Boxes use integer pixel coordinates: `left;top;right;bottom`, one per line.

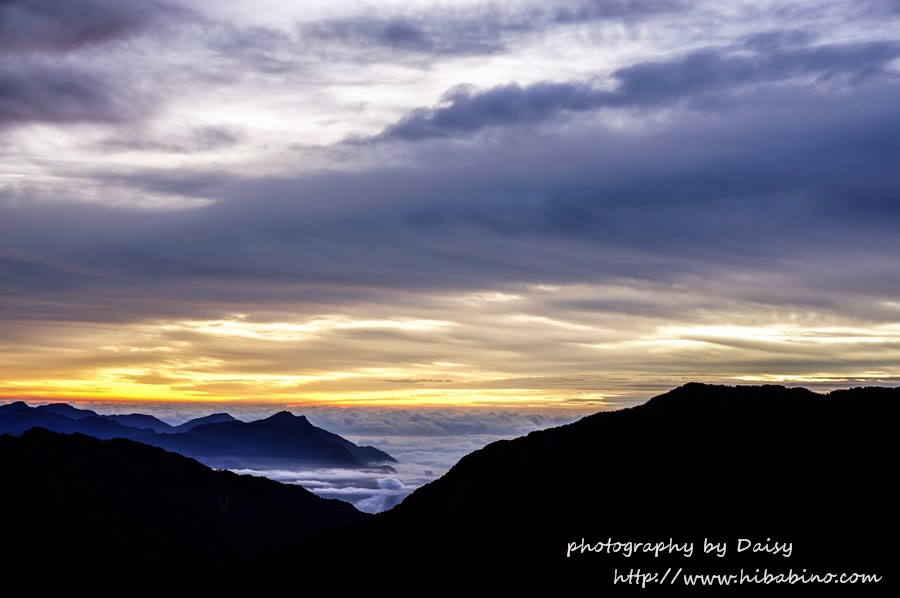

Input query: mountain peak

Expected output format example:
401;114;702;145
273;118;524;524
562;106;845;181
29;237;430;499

261;411;312;427
0;401;30;413
173;412;236;432
267;410;296;421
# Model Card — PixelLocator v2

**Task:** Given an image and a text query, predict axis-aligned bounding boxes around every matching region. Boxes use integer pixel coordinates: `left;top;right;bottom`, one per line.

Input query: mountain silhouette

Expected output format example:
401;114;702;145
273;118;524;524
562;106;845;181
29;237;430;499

0;428;367;597
0;402;394;469
3;384;894;594
104;412;237;433
238;383;896;594
103;412;175;432
183;410;396;468
174;412;236;431
35;402;99;419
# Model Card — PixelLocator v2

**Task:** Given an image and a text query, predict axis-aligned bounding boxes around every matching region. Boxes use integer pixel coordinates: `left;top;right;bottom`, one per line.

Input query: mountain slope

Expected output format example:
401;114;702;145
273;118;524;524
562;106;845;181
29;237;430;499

174;412;236;432
0;428;368;597
35;402;99;419
241;383;896;593
103;412;174;432
0;403;395;469
186;411;396;468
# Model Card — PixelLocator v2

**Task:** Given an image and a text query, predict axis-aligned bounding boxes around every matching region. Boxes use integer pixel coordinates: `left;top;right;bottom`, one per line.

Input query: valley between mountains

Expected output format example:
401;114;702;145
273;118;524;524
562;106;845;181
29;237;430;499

2;383;895;595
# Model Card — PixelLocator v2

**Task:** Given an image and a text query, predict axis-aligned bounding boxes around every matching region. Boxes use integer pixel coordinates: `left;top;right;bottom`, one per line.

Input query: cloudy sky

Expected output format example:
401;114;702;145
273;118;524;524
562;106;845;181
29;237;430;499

2;0;899;409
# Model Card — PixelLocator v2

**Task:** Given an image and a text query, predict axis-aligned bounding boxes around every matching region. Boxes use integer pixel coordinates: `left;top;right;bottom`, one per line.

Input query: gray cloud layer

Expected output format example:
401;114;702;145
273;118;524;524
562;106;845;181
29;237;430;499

0;0;180;131
0;64;141;128
300;0;683;60
369;39;900;142
2;0;899;400
0;0;177;54
4;72;898;324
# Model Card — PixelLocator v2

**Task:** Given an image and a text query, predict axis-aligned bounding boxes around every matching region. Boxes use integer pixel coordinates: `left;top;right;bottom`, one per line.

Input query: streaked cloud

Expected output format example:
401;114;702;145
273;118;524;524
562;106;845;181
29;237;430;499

366;39;900;142
298;0;684;60
1;0;898;407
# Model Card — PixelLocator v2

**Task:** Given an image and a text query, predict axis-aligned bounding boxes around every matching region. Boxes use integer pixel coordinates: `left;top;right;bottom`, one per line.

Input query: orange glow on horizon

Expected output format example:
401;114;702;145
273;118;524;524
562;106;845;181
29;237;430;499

4;290;900;410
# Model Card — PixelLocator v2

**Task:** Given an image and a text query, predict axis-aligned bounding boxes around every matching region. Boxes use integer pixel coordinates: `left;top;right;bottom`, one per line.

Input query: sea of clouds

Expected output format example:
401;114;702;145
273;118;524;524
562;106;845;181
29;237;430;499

74;402;595;513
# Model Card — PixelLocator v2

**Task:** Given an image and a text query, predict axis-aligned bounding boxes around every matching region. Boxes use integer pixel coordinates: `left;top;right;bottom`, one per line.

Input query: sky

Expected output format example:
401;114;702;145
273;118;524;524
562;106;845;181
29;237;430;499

2;0;900;409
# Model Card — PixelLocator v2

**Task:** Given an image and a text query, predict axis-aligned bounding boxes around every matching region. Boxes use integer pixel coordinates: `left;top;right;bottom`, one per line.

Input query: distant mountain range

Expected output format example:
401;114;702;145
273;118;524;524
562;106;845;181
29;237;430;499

2;384;895;595
0;401;395;469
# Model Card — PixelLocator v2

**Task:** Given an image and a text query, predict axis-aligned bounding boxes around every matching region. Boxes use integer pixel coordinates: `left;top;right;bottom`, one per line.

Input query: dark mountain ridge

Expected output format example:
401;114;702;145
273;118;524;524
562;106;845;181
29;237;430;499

239;383;897;593
0;427;367;597
3;384;894;595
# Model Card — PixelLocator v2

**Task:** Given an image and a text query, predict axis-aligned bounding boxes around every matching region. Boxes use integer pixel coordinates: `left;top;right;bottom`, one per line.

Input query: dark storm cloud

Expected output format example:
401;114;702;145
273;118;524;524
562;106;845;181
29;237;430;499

370;39;900;142
0;0;179;54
